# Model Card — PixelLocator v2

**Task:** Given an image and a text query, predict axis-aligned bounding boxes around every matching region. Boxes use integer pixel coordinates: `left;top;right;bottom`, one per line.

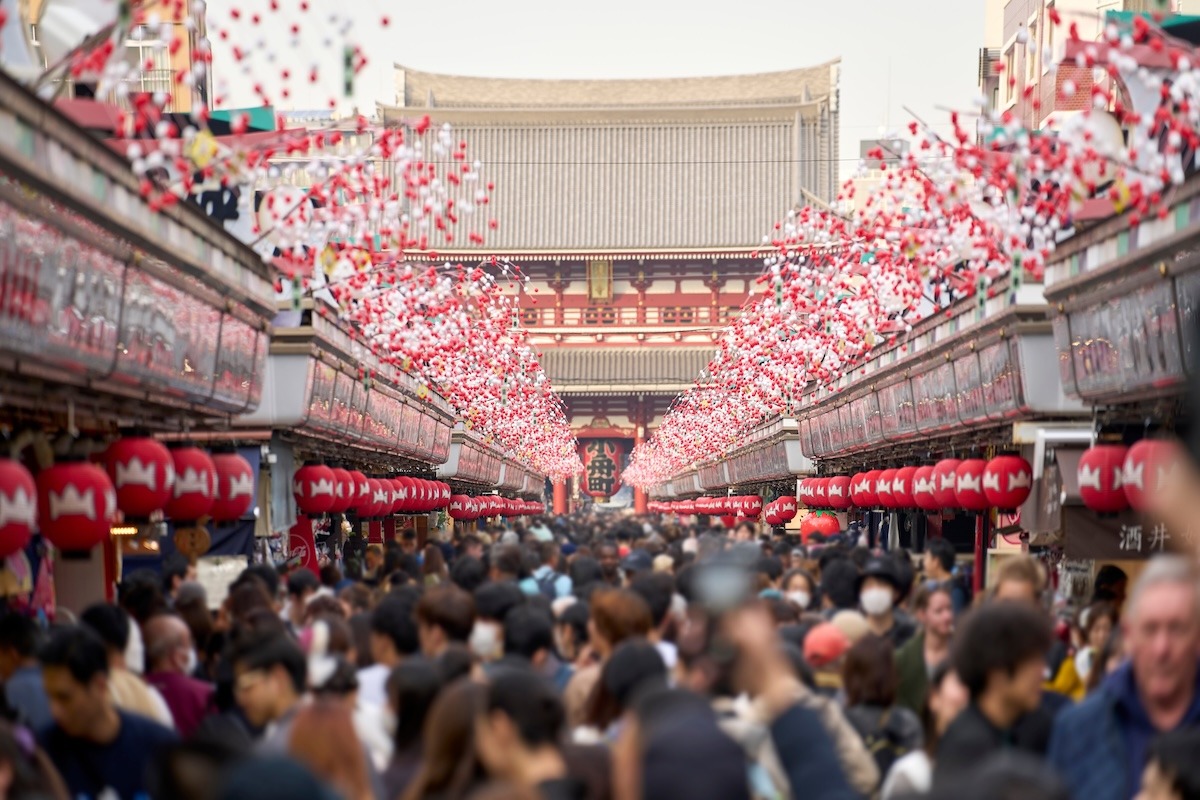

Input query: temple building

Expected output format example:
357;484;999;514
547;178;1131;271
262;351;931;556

381;61;841;511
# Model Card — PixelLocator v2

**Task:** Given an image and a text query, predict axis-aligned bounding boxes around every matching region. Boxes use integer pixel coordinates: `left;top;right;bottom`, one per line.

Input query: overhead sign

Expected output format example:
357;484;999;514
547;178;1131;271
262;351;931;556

580;439;624;500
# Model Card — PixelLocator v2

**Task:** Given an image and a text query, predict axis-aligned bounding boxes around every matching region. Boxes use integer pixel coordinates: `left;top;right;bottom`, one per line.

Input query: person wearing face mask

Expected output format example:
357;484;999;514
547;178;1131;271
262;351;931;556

858;558;917;648
781;568;818;613
142;613;215;738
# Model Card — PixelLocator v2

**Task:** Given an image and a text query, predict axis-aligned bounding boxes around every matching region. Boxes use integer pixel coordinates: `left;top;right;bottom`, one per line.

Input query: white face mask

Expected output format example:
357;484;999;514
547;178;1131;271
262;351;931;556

184;648;198;676
469;622;502;662
860;587;894;617
786;591;811;610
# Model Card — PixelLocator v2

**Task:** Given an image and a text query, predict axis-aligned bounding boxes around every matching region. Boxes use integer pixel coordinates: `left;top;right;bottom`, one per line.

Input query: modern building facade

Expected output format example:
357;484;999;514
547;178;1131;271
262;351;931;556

381;62;841;510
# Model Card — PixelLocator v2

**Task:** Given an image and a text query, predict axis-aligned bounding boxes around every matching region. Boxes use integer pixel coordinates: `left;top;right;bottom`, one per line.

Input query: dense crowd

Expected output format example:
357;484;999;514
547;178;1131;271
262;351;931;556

0;514;1198;800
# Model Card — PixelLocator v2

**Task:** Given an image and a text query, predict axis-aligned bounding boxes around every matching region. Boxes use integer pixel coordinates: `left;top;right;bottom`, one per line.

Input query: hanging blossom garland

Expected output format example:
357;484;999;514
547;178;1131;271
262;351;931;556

16;0;579;478
626;14;1200;487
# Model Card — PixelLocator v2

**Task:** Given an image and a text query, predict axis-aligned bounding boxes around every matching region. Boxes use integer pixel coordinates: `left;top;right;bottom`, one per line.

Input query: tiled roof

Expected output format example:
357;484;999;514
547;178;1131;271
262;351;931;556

540;347;714;391
394;63;838;109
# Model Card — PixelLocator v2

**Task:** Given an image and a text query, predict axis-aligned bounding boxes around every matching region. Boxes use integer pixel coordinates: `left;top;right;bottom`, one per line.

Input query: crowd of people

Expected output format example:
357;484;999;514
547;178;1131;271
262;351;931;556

0;513;1198;800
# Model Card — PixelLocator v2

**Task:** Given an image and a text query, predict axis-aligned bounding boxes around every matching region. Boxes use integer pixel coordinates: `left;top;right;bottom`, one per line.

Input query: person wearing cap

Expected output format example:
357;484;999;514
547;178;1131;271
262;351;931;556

858;557;918;648
805;623;851;698
620;550;654;585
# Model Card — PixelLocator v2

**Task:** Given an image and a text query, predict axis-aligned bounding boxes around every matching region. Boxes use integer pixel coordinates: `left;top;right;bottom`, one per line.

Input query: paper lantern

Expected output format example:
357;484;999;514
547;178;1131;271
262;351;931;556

1123;439;1181;512
891;467;918;509
0;459;36;557
954;459;989;512
876;469;897;509
931;459;961;508
797;480;813;506
774;495;798;523
448;494;473;520
826;476;853;510
327;468;355;515
983;455;1033;512
812;479;829;508
912;466;938;511
105;437;174;518
165;447;217;522
389;479;409;515
677;500;696;515
1078;445;1129;514
348;471;370;514
293;464;336;515
37;462;116;550
210;453;255;522
365;479;390;518
764;504;781;526
851;472;877;508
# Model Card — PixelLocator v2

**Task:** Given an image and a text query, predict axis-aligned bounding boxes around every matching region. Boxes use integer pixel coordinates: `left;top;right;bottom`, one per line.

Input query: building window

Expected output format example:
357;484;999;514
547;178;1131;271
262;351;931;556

520;307;540;326
1027;24;1037;81
1004;48;1015;102
126;25;170;72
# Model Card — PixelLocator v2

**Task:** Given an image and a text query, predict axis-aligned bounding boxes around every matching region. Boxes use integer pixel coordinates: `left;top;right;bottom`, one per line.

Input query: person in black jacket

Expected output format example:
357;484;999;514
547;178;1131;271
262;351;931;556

934;601;1053;788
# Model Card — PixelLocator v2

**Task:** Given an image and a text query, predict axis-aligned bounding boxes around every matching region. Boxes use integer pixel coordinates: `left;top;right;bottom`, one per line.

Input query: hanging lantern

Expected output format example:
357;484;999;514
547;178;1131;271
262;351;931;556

328;468;355;515
1078;444;1130;514
812;479;830;508
1123;439;1182;512
105;437;174;518
827;476;853;510
0;459;36;558
954;459;989;512
465;496;482;521
210;452;255;523
797;480;813;506
389;479;409;516
743;495;764;517
775;495;798;523
912;466;938;511
348;471;371;514
435;482;452;509
293;464;336;516
764;504;781;526
448;495;473;520
37;462;116;551
851;471;878;508
165;447;217;522
931;459;961;508
983;455;1034;512
365;479;390;518
876;469;897;509
891;467;918;509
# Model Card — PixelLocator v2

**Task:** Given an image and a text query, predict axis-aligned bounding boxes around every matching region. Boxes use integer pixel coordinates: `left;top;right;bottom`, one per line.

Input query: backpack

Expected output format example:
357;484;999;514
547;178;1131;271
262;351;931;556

848;706;911;781
535;570;561;600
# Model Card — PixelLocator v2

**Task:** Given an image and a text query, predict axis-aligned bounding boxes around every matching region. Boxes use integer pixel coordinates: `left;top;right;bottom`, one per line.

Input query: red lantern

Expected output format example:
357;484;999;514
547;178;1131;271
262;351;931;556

775;495;798;523
678;500;696;515
1078;444;1130;514
348;471;370;514
293;464;336;515
105;437;174;518
165;447;217;522
876;469;897;509
388;479;408;515
798;480;813;505
983;455;1034;512
827;476;853;510
954;459;989;512
435;482;452;509
764;504;781;526
932;459;961;508
1123;439;1182;512
210;453;255;523
327;468;355;515
851;471;878;508
0;459;36;557
448;495;472;520
812;479;829;508
912;466;938;511
892;467;918;508
37;462;116;550
365;479;389;518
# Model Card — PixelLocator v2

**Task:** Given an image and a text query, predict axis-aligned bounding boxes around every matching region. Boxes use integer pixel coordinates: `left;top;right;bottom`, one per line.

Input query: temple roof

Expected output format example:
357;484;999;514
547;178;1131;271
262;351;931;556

540;347;713;393
392;62;839;110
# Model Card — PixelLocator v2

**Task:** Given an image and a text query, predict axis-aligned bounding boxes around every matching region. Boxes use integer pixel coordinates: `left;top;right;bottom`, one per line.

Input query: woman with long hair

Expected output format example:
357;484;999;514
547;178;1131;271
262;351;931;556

881;661;969;800
562;589;653;731
287;698;374;800
383;660;443;800
424;545;449;587
402;680;489;800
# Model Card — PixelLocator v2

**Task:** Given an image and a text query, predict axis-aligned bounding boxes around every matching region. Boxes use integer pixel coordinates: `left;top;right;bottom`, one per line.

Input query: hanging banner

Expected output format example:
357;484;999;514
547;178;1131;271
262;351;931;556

287;516;320;576
579;439;625;500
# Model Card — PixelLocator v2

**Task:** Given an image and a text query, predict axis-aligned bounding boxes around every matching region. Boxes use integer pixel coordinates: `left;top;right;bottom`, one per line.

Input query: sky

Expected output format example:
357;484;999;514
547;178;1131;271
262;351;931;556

207;0;985;182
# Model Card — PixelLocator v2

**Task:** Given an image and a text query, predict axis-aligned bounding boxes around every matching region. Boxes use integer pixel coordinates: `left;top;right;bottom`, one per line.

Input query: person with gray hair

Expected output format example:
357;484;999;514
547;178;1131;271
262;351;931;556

143;614;215;738
1048;555;1200;800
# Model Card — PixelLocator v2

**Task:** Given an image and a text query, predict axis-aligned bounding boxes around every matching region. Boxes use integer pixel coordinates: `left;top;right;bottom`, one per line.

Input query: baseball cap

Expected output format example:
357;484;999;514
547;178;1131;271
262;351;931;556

856;556;900;592
621;549;654;573
803;622;851;669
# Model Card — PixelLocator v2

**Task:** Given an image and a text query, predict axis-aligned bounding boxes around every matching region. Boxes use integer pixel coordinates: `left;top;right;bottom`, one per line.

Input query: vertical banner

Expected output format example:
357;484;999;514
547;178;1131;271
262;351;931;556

287;516;320;577
579;439;625;501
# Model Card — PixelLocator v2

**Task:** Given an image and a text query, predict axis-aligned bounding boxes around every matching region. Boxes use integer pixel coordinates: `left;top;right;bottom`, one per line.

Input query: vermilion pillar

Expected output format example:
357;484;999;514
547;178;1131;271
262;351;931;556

553;480;568;515
633;409;647;514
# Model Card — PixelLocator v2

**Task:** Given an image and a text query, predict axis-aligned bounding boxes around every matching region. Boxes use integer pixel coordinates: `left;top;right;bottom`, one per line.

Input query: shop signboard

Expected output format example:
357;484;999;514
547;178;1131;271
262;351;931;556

1063;506;1193;561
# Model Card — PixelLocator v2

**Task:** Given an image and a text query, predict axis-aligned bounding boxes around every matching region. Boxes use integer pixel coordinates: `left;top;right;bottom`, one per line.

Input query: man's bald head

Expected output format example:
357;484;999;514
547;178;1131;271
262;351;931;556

144;614;192;674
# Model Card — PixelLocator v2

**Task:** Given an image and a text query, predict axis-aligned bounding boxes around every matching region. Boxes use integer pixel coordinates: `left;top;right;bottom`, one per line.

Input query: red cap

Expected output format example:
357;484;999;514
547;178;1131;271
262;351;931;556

803;623;850;668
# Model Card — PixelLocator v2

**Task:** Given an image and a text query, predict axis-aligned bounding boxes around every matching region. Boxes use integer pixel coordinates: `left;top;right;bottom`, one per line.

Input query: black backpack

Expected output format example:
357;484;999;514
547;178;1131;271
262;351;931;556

848;707;911;780
534;570;561;600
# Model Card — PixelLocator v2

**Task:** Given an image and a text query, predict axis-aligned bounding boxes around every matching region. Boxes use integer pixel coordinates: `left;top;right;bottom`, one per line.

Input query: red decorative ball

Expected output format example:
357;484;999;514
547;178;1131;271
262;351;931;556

891;467;918;508
954;459;990;512
912;466;938;511
105;437;174;518
165;448;217;522
293;464;336;515
1078;445;1130;514
1122;439;1181;512
37;462;116;550
932;459;961;508
0;459;36;557
983;455;1033;512
876;469;897;509
210;453;255;522
826;476;853;510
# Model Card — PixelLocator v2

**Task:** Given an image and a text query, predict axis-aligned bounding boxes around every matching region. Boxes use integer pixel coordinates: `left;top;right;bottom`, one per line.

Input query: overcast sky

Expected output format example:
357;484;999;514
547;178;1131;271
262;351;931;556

207;0;984;182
